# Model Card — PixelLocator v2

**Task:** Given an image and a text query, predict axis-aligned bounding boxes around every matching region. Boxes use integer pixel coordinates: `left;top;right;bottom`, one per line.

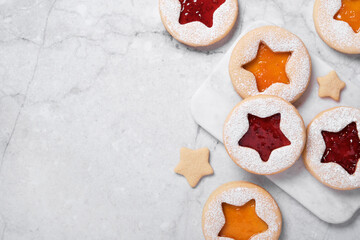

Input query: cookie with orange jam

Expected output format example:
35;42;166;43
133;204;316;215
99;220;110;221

223;95;306;175
159;0;238;47
202;181;282;240
304;107;360;190
229;26;311;103
314;0;360;54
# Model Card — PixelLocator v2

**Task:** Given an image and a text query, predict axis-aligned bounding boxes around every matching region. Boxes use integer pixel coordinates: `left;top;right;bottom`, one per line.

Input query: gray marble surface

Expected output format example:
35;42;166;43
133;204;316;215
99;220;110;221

0;0;359;239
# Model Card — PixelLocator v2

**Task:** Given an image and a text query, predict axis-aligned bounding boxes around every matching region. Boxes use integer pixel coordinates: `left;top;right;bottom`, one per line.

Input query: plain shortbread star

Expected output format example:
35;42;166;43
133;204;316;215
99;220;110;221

174;147;213;188
317;70;346;101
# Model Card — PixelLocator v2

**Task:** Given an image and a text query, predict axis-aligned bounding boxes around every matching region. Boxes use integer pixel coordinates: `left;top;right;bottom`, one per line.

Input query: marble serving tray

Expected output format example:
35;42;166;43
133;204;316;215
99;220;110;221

191;22;360;224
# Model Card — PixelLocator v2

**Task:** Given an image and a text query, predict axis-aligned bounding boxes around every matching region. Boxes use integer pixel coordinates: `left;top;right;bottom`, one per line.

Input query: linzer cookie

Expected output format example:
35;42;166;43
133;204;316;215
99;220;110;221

159;0;238;47
223;95;306;175
202;181;282;240
229;26;311;103
313;0;360;54
304;107;360;190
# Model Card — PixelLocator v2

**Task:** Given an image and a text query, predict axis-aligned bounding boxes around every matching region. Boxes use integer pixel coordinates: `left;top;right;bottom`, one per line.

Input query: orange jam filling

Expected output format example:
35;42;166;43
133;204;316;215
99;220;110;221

218;200;268;240
243;43;291;92
334;0;360;33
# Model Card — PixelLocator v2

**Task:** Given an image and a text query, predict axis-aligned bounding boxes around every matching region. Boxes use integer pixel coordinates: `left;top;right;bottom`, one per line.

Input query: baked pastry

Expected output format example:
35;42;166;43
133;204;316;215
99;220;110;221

317;70;346;101
223;95;306;175
304;107;360;190
202;181;282;240
174;147;213;188
229;25;311;103
313;0;360;54
159;0;238;47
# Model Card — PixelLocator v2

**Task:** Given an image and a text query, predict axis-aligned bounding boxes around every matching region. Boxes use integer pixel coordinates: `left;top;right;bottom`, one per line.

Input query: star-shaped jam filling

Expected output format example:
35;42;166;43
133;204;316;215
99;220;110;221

218;200;268;240
178;0;226;28
243;42;291;92
238;113;291;162
334;0;360;33
321;122;360;175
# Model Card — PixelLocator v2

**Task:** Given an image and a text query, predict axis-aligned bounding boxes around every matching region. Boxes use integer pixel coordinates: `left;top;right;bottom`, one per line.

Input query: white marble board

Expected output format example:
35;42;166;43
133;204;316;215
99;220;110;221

191;22;360;224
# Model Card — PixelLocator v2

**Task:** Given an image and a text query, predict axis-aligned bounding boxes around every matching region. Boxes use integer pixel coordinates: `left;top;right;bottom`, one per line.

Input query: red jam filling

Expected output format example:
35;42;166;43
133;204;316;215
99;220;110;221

178;0;226;28
321;122;360;175
238;113;291;162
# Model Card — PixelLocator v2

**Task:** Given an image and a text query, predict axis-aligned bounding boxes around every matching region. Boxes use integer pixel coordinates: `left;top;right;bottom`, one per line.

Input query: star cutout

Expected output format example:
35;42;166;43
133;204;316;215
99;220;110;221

178;0;226;28
243;42;291;92
321;122;360;175
317;71;346;101
218;200;268;240
334;0;360;33
238;113;291;162
174;147;213;188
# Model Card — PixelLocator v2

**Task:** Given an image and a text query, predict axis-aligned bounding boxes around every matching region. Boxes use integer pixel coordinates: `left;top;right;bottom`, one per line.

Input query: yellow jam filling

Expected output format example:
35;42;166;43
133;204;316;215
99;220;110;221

218;200;269;240
334;0;360;33
243;43;291;92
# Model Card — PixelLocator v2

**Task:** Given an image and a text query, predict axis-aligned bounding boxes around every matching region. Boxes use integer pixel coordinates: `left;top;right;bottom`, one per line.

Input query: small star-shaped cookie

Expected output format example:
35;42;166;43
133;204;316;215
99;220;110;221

317;71;346;101
174;147;213;188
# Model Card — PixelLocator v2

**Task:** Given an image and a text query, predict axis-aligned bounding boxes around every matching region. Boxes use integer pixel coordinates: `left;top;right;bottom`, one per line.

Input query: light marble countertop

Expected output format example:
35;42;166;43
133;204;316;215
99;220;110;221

0;0;359;239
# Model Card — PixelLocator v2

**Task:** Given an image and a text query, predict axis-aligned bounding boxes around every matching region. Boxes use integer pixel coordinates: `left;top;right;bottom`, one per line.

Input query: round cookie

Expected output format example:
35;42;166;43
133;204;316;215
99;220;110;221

202;181;282;240
313;0;360;54
223;95;306;175
303;107;360;190
159;0;238;47
229;25;311;103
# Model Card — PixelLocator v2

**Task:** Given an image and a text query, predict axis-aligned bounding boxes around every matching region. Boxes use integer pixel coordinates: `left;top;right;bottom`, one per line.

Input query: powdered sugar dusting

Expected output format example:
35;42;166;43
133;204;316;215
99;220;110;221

229;26;311;103
159;0;238;46
314;0;360;53
223;96;306;174
203;184;281;239
305;107;360;190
